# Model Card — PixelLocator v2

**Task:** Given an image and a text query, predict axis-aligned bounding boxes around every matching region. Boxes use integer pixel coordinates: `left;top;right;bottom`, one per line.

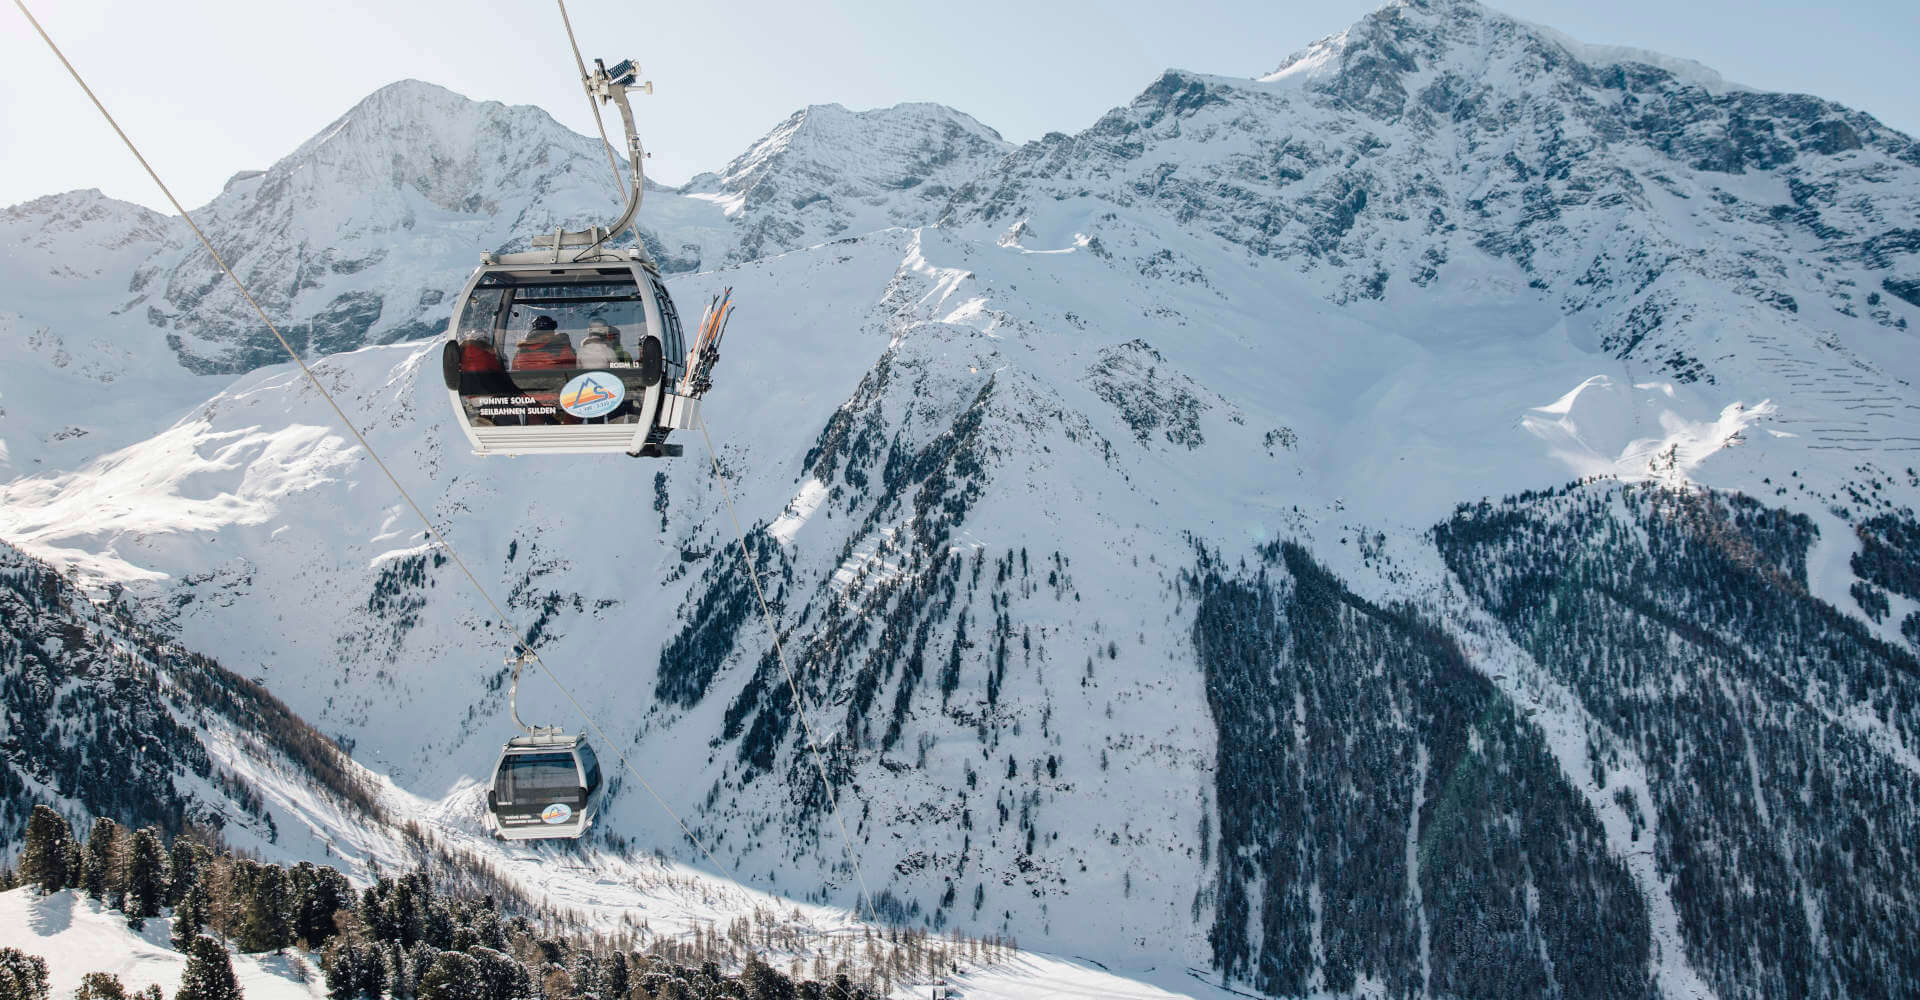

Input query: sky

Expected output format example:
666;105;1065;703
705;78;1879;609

3;0;1916;215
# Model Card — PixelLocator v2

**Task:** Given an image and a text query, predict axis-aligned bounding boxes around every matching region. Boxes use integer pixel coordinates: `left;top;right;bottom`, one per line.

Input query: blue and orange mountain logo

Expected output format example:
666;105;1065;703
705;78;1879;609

559;373;625;418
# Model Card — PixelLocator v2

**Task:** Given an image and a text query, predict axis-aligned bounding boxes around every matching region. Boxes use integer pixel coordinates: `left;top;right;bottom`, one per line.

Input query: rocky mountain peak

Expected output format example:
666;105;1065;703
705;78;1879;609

948;0;1917;392
700;101;1006;191
0;189;179;302
678;100;1011;262
1259;0;1750;116
0;189;174;247
233;78;595;219
132;79;636;373
110;84;1015;372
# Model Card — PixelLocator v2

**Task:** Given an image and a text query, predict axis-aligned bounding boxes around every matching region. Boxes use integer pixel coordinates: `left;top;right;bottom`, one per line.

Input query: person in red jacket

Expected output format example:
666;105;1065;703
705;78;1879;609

459;333;504;374
454;331;518;424
513;315;577;370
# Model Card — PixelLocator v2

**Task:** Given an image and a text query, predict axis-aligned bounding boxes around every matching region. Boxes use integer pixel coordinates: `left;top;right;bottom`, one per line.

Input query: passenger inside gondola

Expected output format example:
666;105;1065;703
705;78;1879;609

513;315;577;369
457;330;519;426
577;319;630;367
448;274;678;438
459;329;504;374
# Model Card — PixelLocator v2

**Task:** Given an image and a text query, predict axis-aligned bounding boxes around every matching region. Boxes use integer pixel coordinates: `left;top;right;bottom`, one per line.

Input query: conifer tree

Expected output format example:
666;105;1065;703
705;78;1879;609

386;942;415;1000
236;862;293;953
421;899;455;952
132;987;164;1000
334;934;386;1000
294;864;350;949
167;837;204;907
467;947;528;1000
413;942;447;1000
176;936;243;1000
603;952;630;999
321;938;370;1000
172;881;212;953
18;806;72;895
741;957;797;1000
73;972;130;1000
0;947;51;1000
62;839;84;896
468;907;506;953
123;828;169;930
415;952;485;1000
69;848;90;901
83;817;123;906
391;874;427;948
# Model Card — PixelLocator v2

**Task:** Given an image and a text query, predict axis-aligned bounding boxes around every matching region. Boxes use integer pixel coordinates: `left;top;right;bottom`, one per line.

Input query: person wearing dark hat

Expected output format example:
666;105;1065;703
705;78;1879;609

513;315;577;370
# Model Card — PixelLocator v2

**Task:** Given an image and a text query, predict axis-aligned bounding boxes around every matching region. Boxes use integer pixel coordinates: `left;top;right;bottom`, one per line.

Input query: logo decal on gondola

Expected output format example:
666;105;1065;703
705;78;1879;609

559;373;624;418
541;803;573;825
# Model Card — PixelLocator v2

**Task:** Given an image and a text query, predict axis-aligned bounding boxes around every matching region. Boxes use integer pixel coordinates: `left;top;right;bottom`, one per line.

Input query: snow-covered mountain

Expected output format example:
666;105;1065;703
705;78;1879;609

0;82;1013;477
13;82;1014;381
5;0;1920;996
681;101;1011;262
0;538;403;870
0;190;206;475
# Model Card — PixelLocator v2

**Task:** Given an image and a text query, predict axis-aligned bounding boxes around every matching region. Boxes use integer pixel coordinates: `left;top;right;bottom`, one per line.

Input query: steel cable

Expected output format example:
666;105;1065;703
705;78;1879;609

552;0;881;923
696;415;879;921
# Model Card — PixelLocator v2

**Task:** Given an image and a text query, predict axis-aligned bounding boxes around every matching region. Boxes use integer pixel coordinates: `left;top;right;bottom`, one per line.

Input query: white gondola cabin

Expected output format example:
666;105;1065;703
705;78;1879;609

485;731;602;841
439;56;726;458
440;247;700;457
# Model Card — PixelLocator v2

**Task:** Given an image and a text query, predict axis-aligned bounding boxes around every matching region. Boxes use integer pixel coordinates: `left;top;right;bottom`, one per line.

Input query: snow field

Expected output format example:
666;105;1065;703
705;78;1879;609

0;889;326;999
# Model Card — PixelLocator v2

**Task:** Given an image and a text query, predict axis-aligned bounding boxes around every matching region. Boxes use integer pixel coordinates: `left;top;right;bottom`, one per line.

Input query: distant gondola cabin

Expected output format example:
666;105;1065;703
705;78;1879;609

486;732;602;840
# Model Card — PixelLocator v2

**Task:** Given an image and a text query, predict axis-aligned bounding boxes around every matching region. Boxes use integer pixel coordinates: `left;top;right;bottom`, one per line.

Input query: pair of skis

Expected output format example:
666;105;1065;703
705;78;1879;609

681;286;733;397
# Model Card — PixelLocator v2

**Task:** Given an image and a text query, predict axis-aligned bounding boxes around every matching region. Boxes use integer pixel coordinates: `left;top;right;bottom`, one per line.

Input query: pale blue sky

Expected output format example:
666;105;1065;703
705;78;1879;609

3;0;1915;214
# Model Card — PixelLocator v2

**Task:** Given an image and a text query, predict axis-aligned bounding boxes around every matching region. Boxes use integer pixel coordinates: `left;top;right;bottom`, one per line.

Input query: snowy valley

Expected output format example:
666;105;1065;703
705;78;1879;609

3;0;1920;996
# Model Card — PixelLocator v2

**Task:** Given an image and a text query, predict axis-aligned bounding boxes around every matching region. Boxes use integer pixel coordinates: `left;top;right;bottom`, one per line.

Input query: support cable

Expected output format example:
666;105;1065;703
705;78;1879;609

555;0;880;925
556;0;626;200
11;0;737;887
696;415;878;921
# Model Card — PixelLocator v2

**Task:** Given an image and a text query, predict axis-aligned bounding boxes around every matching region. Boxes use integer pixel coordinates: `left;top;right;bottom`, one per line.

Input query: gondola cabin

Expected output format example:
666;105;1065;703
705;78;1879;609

486;731;602;841
441;249;700;457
